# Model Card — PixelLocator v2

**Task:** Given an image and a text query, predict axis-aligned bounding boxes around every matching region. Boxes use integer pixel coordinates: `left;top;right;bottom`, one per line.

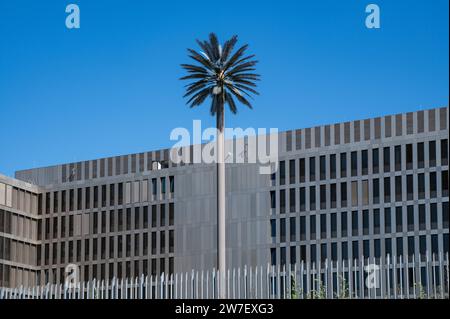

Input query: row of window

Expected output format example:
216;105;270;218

270;170;449;212
270;233;449;266
276;139;448;185
0;182;39;214
271;202;449;242
37;231;174;266
0;209;38;240
0;264;36;288
0;236;37;266
38;257;174;286
38;204;174;241
39;176;174;215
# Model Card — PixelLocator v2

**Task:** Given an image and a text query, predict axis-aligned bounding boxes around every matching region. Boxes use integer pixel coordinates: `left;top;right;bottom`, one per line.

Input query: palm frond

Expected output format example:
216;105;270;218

181;33;259;115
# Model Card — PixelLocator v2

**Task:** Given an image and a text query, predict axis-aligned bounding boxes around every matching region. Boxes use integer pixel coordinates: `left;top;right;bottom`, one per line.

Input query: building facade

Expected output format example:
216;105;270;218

0;106;449;288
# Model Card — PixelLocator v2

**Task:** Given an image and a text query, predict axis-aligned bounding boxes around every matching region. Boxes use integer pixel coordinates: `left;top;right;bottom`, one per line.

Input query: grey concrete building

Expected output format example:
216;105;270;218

0;106;449;288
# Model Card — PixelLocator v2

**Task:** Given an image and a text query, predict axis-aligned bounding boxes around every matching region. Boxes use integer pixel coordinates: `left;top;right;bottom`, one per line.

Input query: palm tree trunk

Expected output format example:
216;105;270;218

217;105;226;298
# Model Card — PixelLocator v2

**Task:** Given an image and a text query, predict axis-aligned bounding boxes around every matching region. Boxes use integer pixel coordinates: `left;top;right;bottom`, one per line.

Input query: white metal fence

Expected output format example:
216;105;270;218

1;253;449;299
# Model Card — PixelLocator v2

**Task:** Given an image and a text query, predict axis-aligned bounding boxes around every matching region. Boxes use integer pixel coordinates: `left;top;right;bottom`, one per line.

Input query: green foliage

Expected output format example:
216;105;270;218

180;33;260;120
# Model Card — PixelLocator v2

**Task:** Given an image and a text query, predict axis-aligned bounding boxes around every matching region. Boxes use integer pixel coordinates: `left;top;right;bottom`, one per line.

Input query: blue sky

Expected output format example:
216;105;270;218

0;0;448;177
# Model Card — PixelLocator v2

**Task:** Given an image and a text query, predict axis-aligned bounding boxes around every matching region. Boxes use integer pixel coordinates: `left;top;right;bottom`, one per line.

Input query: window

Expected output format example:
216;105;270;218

300;245;306;263
406;144;413;170
310;244;317;263
290;246;297;265
384;208;391;233
363;210;369;235
351;151;357;176
270;191;276;210
289;188;296;212
289;160;296;184
441;139;448;165
430;203;438;229
320;156;326;180
385;238;392;258
442;170;449;197
374;239;381;259
352;211;358;236
309;186;316;211
310;215;316;240
101;185;106;207
300;216;306;241
320;243;327;264
330;154;336;179
169;176;175;193
430;172;437;198
407;206;414;231
152;179;157;197
373;209;380;234
126;208;132;230
161;177;166;195
85;188;90;209
373;178;380;204
384;177;391;202
340;182;347;207
109;237;114;259
341;242;348;260
419;235;426;260
418;204;426;230
418;173;425;199
320;185;326;209
362;180;369;206
61;191;66;212
351;181;358;207
362;150;368;175
341;212;348;237
280;161;286;185
290;217;296;242
169;203;174;226
160;204;166;226
407;236;415;259
443;202;449;229
270;248;276;266
299;188;305;211
280;218;286;242
429;141;436;167
417;142;424;168
406;175;413;200
53;191;58;213
134;207;140;229
309;157;315;181
299;159;305;183
169;230;174;253
331;213;337;238
383;147;390;172
118;209;123;232
330;183;336;208
395;176;402;202
372;148;379;174
394;145;401;171
395;207;403;232
363;240;370;258
352;241;359;260
396;237;403;258
118;183;123;205
320;214;327;239
109;184;115;206
93;187;98;208
280;190;286;214
431;234;438;256
340;153;347;177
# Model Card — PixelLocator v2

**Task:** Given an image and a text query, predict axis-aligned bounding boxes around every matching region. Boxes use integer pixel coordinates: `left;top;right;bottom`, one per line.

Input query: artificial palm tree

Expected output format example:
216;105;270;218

181;33;260;298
